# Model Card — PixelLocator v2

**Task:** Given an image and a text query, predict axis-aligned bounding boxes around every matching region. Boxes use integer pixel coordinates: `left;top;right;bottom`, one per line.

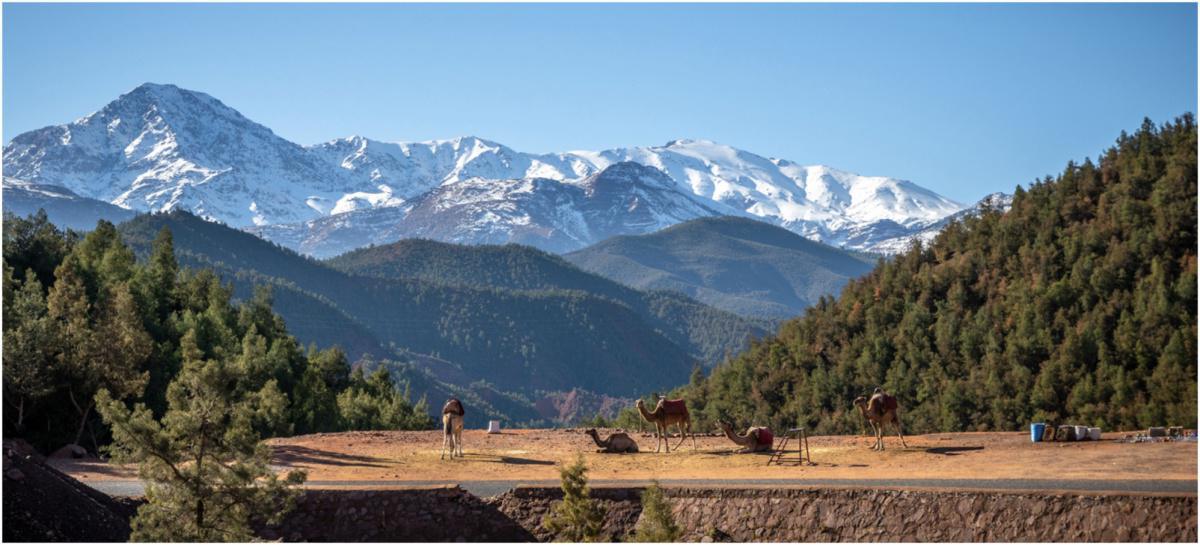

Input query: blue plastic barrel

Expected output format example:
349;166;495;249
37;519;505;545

1031;423;1045;442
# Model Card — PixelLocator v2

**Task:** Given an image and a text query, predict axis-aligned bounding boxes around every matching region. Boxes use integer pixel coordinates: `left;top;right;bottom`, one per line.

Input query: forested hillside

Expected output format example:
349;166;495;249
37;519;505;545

117;212;701;398
327;238;769;365
2;213;432;452
684;115;1197;434
565;216;875;319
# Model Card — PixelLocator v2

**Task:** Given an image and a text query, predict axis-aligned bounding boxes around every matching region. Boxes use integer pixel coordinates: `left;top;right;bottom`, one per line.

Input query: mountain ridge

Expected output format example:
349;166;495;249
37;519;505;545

565;216;876;319
5;82;974;256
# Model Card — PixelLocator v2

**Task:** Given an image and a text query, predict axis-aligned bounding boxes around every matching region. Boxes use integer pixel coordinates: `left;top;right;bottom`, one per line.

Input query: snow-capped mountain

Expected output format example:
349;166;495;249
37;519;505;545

4;82;972;256
554;140;962;245
865;192;1014;254
3;83;373;227
252;162;732;256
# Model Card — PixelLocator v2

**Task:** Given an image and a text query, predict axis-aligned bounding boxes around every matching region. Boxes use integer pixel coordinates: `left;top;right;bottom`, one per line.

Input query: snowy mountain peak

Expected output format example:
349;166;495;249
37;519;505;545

6;83;978;256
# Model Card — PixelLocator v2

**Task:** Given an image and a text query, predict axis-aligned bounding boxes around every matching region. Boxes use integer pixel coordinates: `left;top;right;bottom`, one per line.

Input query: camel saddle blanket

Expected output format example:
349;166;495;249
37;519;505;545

658;399;688;416
870;393;898;413
751;427;774;447
443;398;465;416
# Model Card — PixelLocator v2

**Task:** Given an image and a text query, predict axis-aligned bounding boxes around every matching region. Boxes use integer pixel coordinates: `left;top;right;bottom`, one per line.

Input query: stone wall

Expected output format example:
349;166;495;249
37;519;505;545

487;486;644;542
658;487;1197;542
256;486;534;542
102;483;1199;542
488;486;1197;542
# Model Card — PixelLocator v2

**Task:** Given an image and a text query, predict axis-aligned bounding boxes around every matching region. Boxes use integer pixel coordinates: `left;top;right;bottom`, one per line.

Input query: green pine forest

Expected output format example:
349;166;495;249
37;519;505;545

679;115;1197;434
3;215;433;452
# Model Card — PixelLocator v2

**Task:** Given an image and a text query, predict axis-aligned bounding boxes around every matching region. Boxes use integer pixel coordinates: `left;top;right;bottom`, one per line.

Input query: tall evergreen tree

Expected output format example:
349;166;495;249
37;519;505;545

2;267;55;432
96;329;306;542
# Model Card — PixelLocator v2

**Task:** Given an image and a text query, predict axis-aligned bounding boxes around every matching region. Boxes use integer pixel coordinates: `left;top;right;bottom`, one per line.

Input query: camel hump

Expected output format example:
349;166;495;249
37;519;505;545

869;393;899;412
443;398;465;416
658;399;689;416
752;427;773;446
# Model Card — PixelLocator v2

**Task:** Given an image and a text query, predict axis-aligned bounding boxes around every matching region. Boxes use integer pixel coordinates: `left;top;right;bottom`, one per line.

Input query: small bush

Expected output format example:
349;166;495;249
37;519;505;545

630;480;681;542
542;455;606;542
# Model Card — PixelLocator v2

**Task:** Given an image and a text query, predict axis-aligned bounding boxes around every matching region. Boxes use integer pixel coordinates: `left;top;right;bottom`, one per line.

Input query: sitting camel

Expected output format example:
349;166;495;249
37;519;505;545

584;428;639;453
635;398;697;453
853;389;907;451
440;398;465;460
717;421;775;453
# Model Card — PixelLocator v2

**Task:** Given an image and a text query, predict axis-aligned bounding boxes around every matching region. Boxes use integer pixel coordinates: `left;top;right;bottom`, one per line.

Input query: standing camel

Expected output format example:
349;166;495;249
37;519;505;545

853;390;907;450
635;398;696;453
584;428;639;453
716;421;774;453
440;398;465;460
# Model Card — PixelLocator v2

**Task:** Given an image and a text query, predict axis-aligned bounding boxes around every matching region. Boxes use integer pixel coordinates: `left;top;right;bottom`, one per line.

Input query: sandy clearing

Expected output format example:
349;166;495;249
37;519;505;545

54;429;1197;487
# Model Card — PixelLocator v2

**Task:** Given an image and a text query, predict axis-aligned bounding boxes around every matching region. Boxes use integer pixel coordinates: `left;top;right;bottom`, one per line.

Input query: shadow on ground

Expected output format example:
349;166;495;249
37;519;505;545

457;453;556;466
272;445;391;468
925;446;985;456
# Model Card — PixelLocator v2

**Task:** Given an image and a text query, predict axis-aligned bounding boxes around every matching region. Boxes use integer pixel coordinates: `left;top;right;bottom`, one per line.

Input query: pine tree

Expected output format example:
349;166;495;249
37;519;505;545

2;268;55;432
630;480;681;542
542;455;606;542
96;330;306;542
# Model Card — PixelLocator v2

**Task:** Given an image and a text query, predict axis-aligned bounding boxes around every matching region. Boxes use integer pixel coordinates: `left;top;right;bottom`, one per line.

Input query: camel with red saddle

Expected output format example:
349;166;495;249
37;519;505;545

853;388;907;450
635;397;697;453
717;420;774;453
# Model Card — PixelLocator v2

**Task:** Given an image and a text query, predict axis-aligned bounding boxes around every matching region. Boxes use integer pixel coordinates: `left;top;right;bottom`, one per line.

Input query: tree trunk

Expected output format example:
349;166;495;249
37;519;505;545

87;419;101;456
14;398;25;433
73;403;92;448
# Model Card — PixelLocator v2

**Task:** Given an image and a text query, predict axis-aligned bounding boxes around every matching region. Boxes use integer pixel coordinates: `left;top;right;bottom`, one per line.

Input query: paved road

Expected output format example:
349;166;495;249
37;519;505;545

83;478;1197;499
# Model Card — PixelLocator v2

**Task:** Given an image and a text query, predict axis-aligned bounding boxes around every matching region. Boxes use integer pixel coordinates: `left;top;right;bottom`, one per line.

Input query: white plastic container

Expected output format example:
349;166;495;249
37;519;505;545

1088;427;1101;441
487;420;501;434
1075;425;1090;440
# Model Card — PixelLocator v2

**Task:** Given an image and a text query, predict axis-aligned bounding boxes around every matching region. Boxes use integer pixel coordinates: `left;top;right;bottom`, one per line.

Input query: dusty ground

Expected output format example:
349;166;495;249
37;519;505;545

55;429;1197;485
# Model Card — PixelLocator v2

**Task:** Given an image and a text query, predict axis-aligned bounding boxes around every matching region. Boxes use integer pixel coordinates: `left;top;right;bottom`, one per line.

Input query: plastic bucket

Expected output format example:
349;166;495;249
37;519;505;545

1058;425;1075;441
1088;427;1101;441
1042;426;1056;442
487;420;501;434
1031;423;1046;442
1075;425;1090;440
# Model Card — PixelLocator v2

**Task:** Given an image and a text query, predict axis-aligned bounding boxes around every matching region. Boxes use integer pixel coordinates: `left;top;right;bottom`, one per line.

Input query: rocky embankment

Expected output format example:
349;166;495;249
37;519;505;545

2;440;137;542
5;445;1196;542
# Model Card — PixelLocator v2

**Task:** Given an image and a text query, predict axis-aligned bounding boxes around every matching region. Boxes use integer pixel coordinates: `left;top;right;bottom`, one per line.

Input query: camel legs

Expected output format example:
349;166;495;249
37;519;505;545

892;418;908;448
672;421;689;451
656;422;668;453
441;416;463;459
871;421;884;450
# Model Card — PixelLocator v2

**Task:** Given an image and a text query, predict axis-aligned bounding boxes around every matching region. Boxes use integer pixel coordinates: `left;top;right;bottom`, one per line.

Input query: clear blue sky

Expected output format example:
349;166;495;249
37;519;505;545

4;3;1195;203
